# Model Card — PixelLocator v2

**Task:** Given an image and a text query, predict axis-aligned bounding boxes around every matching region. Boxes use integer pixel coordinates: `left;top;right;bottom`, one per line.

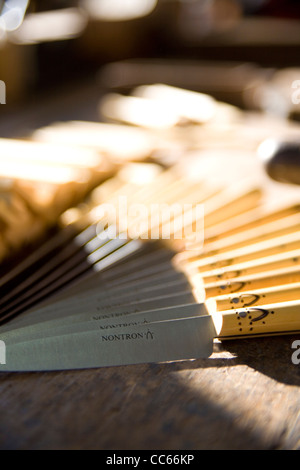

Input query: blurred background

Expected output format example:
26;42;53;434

0;0;300;137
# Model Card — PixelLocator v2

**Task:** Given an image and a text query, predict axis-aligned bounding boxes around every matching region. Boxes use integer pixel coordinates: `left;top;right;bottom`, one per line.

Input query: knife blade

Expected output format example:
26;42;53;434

0;267;198;331
0;303;210;345
0;313;217;372
0;288;200;333
1;299;300;371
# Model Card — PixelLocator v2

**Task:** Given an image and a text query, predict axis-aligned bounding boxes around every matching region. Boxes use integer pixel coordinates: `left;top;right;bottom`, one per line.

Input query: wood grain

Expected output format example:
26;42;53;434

0;335;299;450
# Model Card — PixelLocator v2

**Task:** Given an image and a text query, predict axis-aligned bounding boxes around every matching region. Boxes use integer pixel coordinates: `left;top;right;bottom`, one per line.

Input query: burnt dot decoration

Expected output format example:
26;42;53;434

239;311;248;319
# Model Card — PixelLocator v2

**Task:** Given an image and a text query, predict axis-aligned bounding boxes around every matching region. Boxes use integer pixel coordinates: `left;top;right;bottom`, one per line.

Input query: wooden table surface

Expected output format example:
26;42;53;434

0;334;299;450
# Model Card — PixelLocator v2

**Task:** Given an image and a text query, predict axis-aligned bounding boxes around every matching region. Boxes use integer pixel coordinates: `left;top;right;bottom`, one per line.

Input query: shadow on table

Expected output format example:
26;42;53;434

175;334;300;387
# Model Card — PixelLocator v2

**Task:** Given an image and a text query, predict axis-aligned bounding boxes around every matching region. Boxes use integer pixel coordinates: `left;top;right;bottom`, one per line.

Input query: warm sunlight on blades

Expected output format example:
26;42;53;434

33;122;156;162
134;84;217;123
118;163;162;186
0;161;85;184
100;94;180;130
0;138;102;169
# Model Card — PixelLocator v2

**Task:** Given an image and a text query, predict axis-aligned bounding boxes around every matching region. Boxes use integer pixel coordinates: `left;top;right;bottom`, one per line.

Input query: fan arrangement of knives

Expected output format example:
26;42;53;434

1;84;300;372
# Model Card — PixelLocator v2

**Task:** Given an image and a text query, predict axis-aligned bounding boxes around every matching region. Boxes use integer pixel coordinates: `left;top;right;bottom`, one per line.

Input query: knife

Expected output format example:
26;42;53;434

0;303;210;345
0;288;200;333
0;262;199;330
0;311;216;372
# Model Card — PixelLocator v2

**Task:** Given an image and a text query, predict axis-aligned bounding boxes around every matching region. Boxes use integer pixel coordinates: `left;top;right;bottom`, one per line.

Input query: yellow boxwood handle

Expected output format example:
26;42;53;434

218;301;300;340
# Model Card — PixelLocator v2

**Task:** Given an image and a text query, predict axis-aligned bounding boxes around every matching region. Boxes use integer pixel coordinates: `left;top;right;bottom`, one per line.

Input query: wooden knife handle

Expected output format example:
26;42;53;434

218;301;300;340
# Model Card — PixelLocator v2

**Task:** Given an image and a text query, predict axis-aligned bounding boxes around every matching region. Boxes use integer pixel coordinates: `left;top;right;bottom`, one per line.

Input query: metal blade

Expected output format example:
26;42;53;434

0;239;143;323
0;289;197;333
0;234;127;315
0;314;216;372
0;274;195;332
0;303;208;345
